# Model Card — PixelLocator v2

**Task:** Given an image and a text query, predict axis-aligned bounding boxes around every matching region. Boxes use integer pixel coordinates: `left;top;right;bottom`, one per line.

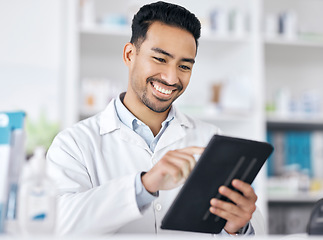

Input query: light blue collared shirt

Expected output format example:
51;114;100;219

114;93;174;210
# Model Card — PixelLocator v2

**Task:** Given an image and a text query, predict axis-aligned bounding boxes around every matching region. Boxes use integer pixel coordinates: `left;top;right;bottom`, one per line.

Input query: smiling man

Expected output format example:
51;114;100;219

123;20;196;136
47;1;264;236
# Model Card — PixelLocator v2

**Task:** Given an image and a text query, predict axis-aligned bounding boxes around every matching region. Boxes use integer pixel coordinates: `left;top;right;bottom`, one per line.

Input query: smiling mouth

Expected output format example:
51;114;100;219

151;82;175;95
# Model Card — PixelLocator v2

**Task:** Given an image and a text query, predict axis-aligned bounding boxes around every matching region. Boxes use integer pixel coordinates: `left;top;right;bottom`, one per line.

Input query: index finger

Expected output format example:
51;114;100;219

177;146;205;155
232;179;257;200
177;146;204;170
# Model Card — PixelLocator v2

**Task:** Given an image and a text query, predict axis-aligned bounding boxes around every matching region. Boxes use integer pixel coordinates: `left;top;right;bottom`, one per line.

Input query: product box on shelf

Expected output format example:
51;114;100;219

0;111;25;233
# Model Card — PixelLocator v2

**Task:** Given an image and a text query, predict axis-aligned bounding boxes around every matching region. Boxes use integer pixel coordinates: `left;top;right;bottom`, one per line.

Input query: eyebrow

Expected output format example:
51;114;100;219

151;47;195;64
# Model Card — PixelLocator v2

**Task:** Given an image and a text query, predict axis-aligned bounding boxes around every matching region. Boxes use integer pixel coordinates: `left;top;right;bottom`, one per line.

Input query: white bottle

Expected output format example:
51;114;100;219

18;147;56;235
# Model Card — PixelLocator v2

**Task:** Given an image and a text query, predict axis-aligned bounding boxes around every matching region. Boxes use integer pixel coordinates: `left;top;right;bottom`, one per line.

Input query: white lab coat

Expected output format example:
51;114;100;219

46;98;265;235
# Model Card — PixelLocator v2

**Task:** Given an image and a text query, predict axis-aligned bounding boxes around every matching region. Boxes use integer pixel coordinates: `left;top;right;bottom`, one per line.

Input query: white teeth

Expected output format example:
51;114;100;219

153;84;172;95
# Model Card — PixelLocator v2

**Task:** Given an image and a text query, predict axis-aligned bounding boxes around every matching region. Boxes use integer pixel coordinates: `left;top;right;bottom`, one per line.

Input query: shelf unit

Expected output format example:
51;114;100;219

61;0;323;234
264;5;323;230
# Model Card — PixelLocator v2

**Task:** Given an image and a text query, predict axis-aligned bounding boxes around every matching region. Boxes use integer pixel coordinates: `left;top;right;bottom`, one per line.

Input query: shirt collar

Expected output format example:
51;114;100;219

115;92;175;131
115;93;136;130
99;93;193;135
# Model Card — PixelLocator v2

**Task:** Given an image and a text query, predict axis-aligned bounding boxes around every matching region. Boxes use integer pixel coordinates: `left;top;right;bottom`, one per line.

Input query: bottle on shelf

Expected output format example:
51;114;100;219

17;147;57;235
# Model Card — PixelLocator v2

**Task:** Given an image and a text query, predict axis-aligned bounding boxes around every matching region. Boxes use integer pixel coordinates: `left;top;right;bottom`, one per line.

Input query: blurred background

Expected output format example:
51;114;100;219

1;0;323;235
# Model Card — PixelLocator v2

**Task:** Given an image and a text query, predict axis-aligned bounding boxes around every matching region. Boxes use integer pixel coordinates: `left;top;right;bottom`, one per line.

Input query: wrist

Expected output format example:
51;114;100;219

225;226;244;236
226;230;239;236
141;172;158;194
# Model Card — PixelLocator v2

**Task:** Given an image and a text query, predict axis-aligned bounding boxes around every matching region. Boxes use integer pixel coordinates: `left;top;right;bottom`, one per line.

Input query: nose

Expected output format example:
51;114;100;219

160;65;178;85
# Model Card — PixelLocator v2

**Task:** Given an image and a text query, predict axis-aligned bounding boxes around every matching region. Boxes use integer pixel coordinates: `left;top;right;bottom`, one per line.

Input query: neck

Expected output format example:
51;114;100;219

123;92;169;136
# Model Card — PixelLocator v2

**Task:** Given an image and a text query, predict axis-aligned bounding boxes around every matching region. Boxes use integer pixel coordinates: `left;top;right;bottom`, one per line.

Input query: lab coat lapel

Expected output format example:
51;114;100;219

155;119;185;152
154;106;193;152
99;99;152;153
119;125;152;153
99;99;120;134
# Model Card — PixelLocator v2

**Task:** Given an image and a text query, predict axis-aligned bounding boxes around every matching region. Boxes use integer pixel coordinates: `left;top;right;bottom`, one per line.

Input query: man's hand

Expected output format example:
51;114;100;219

209;179;257;234
141;146;204;193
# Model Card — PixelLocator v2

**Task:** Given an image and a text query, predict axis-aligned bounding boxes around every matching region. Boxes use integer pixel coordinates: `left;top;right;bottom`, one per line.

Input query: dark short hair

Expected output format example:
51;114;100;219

130;1;201;51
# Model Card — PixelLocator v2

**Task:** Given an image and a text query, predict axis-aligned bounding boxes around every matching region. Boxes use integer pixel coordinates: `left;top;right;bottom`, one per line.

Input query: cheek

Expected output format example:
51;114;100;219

130;61;143;82
133;59;156;79
145;62;160;76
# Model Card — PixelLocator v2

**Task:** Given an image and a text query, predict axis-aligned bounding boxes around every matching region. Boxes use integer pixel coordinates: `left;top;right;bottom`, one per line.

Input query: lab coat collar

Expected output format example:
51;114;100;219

99;99;193;135
172;104;193;129
99;99;121;135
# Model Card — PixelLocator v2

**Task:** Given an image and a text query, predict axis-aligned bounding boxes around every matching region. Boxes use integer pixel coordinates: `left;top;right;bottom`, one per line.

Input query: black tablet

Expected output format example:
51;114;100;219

161;134;274;234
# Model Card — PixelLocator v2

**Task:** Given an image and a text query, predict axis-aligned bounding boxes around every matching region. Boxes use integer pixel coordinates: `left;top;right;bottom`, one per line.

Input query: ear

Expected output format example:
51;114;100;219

123;42;135;66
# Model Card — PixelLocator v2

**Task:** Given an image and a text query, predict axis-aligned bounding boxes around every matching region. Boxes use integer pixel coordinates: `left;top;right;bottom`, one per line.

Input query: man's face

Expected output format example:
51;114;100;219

126;21;196;113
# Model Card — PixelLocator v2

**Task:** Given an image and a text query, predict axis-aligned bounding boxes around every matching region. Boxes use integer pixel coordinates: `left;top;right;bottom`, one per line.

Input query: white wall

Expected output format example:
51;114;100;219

0;0;63;123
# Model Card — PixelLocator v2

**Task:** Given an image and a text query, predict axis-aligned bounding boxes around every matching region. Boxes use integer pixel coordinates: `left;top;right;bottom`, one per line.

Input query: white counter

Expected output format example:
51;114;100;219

1;234;322;240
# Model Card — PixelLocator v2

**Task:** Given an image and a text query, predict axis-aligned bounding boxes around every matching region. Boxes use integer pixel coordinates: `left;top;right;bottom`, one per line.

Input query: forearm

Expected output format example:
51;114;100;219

56;174;142;235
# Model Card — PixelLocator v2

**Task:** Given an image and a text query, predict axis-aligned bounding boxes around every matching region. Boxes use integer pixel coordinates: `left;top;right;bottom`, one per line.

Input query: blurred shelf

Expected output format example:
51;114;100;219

265;37;323;48
268;191;323;203
80;25;131;37
267;114;323;124
266;114;323;130
80;25;253;43
178;105;253;123
199;113;253;123
200;32;253;43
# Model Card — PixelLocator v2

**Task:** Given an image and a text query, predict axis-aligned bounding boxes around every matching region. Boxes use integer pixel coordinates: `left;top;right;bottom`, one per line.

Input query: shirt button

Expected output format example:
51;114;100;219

155;203;162;212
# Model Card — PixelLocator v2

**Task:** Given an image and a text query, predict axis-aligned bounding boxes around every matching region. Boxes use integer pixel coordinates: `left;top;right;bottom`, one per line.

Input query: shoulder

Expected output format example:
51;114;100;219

59;114;101;141
188;114;221;133
173;106;222;135
49;113;101;155
54;99;118;144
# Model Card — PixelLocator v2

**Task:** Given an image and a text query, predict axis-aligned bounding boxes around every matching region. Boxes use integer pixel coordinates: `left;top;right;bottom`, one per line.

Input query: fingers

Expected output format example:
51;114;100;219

226;180;258;208
157;157;185;182
232;179;258;202
162;146;204;180
209;201;250;229
177;146;205;155
162;151;192;180
142;146;204;192
209;198;252;222
174;146;204;170
209;179;257;233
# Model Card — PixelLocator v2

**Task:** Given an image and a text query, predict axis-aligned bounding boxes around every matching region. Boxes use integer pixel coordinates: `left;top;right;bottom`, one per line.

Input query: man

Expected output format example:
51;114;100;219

47;1;264;236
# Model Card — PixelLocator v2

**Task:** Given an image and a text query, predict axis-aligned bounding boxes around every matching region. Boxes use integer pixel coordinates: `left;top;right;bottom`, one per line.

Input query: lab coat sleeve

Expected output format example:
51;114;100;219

250;206;266;235
46;132;142;235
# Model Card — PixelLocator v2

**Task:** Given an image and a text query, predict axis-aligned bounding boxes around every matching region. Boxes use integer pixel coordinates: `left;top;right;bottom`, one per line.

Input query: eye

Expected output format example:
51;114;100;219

153;57;166;63
179;65;191;71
